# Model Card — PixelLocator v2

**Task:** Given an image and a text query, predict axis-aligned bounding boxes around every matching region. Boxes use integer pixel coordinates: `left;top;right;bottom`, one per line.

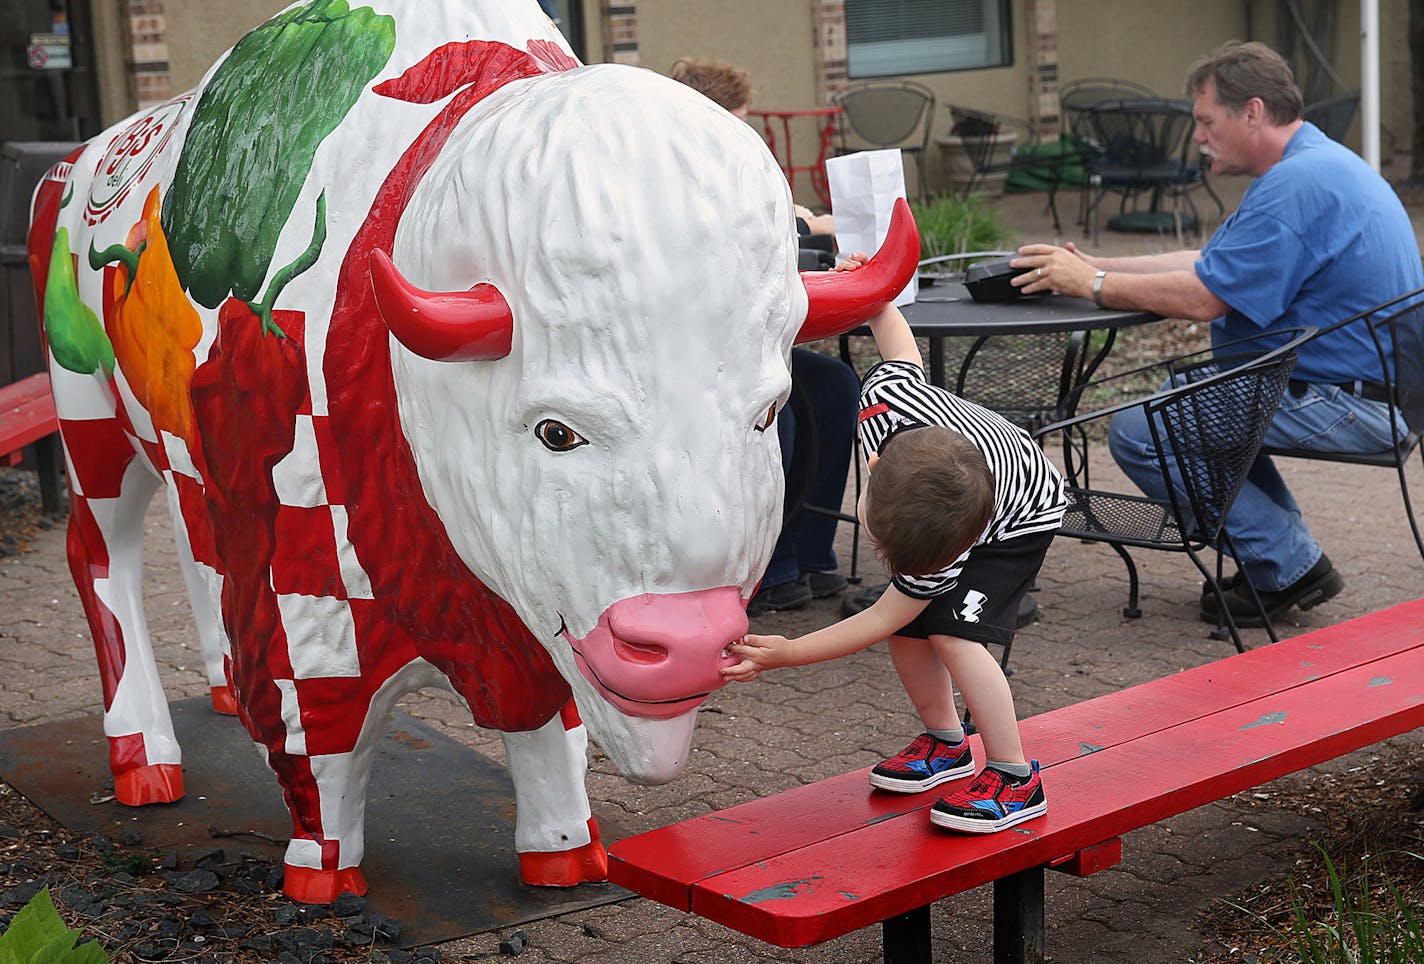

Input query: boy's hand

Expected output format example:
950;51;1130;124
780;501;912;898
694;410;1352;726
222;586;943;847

720;633;791;682
834;252;870;272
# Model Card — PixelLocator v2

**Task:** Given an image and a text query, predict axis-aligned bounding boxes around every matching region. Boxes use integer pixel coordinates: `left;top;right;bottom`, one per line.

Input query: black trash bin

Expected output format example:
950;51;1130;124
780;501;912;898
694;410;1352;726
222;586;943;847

2;141;79;516
1;141;80;385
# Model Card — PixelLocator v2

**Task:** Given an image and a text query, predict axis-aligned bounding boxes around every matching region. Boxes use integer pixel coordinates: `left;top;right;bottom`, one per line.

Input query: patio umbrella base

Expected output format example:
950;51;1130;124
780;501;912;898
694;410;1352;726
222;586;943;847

1108;210;1197;234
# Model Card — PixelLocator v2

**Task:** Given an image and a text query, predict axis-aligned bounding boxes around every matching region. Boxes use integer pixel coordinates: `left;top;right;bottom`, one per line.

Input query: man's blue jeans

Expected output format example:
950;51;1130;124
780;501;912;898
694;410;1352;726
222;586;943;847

1107;380;1405;591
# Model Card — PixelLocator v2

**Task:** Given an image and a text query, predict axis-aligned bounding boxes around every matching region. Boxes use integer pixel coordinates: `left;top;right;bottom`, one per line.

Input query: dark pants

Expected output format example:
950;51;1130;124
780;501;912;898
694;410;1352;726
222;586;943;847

763;348;861;587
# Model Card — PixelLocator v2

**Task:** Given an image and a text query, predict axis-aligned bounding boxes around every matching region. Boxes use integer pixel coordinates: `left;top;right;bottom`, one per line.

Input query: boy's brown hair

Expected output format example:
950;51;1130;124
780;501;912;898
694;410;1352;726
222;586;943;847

669;58;753;113
864;427;995;577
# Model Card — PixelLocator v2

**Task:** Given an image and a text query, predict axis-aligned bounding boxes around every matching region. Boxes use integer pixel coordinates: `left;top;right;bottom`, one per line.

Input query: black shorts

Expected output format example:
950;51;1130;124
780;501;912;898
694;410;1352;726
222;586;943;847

895;529;1056;646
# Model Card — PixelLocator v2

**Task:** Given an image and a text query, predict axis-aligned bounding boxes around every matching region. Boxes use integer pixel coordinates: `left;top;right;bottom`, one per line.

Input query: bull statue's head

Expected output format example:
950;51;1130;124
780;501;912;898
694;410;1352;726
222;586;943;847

372;64;916;783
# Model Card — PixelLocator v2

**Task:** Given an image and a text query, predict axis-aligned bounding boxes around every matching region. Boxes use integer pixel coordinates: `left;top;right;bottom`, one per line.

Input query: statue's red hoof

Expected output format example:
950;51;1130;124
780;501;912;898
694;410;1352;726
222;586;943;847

114;763;184;806
209;685;239;716
519;840;609;886
283;865;368;904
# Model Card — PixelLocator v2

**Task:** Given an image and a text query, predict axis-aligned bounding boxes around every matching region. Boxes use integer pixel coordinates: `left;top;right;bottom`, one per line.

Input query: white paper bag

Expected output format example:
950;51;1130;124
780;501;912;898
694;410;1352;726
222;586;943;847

825;149;917;307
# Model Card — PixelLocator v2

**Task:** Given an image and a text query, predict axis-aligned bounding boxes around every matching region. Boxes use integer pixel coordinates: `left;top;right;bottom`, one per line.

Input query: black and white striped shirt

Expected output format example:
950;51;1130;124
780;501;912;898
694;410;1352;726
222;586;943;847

858;360;1067;598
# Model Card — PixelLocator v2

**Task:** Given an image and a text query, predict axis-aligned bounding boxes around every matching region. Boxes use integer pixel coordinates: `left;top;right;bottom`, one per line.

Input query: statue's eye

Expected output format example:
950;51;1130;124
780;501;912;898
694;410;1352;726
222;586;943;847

754;403;778;433
535;419;587;452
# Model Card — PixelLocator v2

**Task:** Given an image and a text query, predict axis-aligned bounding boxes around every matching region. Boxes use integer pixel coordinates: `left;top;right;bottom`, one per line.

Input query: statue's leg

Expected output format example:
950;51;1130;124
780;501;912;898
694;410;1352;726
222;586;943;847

502;698;608;886
63;429;180;805
160;483;235;714
257;657;439;903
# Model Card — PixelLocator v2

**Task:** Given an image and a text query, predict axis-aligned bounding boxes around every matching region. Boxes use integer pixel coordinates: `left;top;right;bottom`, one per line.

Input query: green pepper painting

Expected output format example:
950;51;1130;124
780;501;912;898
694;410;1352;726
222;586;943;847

161;0;395;309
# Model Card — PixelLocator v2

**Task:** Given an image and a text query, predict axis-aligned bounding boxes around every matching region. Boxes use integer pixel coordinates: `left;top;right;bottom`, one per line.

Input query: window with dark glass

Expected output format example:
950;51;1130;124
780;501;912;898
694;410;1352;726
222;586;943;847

845;0;1011;78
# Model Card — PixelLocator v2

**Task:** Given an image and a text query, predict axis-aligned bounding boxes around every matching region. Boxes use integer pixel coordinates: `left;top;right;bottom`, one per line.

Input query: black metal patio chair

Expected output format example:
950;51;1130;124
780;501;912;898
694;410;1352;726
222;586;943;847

943;105;1080;234
1079;97;1224;245
1260;288;1424;566
1057;77;1155;229
1033;329;1312;652
831;80;936;201
1303;90;1361;143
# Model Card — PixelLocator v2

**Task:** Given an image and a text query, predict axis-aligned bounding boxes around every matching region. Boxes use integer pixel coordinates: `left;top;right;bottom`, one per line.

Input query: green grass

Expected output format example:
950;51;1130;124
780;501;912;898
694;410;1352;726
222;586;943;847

1287;845;1424;963
910;192;1019;264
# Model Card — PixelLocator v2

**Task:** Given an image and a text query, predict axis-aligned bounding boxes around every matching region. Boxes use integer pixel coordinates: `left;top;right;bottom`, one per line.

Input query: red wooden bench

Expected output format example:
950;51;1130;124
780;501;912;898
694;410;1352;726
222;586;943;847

609;599;1424;963
0;372;64;516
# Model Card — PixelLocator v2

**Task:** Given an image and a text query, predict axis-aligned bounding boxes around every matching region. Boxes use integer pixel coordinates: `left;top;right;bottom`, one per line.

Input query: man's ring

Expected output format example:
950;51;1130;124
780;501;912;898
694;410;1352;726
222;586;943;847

1036;268;1044;279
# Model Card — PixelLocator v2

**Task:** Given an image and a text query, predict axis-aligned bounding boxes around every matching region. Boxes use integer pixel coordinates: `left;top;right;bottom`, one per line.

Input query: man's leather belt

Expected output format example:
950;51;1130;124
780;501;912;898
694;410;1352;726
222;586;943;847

1288;379;1391;403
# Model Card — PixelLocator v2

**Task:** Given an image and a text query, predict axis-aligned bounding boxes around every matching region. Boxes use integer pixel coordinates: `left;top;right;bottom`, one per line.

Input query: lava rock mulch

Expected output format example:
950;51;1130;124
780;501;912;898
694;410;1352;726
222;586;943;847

0;780;436;963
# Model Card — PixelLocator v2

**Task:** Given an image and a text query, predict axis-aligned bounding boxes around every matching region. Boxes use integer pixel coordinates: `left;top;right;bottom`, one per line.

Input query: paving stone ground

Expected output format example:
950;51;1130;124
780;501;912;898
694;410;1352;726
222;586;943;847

2;169;1422;962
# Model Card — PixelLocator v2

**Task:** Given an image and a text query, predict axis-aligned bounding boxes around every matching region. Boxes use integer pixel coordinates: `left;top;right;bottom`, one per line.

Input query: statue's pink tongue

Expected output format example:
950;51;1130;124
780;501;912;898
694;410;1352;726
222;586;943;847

565;587;748;719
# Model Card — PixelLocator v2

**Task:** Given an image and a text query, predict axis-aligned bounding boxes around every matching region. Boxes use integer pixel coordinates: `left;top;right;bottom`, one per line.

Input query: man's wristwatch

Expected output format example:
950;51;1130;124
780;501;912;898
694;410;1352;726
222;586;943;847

1092;269;1107;308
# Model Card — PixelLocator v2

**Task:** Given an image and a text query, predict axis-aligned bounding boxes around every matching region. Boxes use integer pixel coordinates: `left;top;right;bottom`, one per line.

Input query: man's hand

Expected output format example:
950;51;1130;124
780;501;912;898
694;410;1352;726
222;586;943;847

1011;243;1099;299
721;633;792;683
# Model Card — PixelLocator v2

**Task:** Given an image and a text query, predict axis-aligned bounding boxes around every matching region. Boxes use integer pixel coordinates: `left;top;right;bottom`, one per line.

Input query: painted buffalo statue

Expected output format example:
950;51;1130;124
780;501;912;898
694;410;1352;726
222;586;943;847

27;0;917;903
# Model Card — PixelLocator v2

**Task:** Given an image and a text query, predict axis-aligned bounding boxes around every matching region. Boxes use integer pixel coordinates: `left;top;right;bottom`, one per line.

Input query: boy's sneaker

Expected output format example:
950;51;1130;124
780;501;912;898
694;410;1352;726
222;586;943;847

930;761;1047;833
868;733;975;793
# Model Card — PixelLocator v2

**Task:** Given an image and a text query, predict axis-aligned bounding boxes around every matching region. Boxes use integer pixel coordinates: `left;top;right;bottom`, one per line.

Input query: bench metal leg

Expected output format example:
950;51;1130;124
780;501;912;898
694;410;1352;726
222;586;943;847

882;903;931;964
993;866;1045;964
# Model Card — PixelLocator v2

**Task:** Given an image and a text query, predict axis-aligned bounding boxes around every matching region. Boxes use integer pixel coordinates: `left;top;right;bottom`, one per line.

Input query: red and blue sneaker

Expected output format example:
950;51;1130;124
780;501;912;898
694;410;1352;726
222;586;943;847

868;733;975;793
930;761;1047;833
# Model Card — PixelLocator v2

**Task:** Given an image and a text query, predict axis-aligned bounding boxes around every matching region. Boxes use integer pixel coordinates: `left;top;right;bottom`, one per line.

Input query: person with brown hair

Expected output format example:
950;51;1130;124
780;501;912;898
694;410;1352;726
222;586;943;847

723;261;1066;834
669;57;753;118
1012;41;1424;628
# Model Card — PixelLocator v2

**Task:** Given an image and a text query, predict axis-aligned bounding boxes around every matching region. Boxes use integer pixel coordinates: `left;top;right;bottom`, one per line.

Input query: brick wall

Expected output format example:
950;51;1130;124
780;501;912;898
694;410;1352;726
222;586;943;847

123;0;171;108
602;1;639;65
811;0;846;105
1025;0;1059;138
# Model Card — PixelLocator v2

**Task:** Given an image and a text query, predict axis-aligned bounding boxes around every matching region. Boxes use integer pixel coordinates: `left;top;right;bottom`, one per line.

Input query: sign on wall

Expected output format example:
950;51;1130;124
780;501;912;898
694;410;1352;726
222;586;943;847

27;33;72;70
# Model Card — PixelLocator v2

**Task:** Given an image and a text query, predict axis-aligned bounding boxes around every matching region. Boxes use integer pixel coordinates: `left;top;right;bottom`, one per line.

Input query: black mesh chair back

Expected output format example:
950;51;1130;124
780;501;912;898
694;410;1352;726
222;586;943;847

943;104;1078;231
1059;77;1154;139
832;81;935;200
956;331;1086;435
1389;299;1424;437
1080;97;1223;243
1036;330;1310;652
1303;91;1361;143
1261;289;1424;563
1154;354;1297;544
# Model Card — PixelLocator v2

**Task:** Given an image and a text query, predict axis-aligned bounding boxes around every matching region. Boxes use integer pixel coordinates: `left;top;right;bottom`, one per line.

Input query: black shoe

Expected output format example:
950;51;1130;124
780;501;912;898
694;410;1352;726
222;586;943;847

1200;571;1243;601
1016;594;1039;629
800;571;848;599
1199;555;1344;627
840;582;886;618
748;580;813;615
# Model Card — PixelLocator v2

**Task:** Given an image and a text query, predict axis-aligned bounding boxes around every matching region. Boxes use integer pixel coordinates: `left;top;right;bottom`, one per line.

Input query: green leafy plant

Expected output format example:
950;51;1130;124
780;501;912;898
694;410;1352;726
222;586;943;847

0;887;109;963
1287;845;1424;963
910;192;1018;264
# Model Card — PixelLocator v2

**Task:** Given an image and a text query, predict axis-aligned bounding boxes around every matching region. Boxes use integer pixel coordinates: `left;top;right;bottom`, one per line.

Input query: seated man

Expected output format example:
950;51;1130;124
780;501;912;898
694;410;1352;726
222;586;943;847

1010;41;1423;627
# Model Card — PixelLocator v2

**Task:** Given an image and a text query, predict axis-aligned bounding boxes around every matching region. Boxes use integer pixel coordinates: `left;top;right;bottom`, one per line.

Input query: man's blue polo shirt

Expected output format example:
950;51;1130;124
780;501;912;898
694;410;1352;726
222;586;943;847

1195;122;1423;383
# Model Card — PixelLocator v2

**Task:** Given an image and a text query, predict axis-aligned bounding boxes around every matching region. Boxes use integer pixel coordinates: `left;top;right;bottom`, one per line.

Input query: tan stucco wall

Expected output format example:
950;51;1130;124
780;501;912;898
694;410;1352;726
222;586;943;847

90;0;131;131
164;2;288;94
1057;2;1248;105
635;0;816;110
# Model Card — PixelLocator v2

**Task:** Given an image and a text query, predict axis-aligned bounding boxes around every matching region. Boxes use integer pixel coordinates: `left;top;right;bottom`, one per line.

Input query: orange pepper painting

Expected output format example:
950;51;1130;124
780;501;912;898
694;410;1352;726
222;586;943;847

105;186;203;442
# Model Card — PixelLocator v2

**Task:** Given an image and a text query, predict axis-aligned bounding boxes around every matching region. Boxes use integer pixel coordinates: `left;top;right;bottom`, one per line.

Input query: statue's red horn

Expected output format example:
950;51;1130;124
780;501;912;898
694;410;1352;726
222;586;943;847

797;197;920;345
369;249;515;361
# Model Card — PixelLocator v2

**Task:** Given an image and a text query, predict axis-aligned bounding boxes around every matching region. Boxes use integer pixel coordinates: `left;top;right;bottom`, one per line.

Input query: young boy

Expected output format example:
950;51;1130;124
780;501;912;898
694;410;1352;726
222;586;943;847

722;272;1066;833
